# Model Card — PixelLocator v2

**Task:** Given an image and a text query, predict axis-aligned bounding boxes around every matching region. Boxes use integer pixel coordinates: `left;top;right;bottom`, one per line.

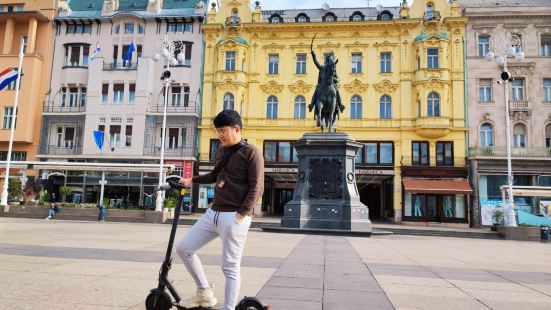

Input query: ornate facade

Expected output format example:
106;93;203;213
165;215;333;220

199;0;468;224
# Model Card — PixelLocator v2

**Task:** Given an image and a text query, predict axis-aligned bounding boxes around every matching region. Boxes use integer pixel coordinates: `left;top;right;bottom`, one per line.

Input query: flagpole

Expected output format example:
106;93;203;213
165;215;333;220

1;37;25;207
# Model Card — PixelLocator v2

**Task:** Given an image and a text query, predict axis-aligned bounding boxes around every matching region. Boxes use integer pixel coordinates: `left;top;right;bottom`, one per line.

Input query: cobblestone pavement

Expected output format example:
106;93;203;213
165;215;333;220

0;218;550;310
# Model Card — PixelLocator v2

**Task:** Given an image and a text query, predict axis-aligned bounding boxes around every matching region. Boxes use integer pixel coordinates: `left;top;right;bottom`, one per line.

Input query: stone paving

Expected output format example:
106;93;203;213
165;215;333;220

0;217;550;310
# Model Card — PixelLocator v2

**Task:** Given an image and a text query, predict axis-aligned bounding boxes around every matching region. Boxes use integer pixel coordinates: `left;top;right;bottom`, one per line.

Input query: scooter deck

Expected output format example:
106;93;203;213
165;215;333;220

174;305;220;310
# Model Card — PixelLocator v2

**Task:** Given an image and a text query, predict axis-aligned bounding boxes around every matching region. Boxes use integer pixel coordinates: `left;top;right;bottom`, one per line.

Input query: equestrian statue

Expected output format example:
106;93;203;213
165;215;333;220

307;34;345;133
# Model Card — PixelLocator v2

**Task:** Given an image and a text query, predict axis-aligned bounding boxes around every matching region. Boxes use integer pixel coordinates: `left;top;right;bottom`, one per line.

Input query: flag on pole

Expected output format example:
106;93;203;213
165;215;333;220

124;41;135;62
90;42;101;61
0;68;22;91
93;131;105;154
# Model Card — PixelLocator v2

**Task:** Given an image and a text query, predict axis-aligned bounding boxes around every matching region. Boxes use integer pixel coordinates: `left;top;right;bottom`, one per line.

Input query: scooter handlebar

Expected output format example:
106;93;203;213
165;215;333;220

156;181;185;192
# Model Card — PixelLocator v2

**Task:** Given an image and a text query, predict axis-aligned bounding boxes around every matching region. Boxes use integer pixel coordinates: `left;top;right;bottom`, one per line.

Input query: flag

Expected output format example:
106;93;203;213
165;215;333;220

90;42;100;61
93;131;104;153
124;41;135;62
0;68;22;91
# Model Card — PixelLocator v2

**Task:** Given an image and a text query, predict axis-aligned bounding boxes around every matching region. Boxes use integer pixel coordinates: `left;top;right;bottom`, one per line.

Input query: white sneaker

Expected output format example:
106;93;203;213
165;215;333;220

45;216;50;220
179;284;217;309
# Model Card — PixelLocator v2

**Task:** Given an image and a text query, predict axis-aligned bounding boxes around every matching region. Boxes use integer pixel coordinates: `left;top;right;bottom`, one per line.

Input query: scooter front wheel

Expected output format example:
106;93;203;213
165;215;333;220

145;289;172;310
236;296;266;310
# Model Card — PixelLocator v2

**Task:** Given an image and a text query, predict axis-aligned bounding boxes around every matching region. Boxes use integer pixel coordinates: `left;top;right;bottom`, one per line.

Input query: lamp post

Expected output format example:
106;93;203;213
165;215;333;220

485;33;525;227
151;35;186;212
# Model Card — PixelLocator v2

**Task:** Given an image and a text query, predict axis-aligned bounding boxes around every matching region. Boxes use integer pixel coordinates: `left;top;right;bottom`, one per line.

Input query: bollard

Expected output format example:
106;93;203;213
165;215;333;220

541;225;549;243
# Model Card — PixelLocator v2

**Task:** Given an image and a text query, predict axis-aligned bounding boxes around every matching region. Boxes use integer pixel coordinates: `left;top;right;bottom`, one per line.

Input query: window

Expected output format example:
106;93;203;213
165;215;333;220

271;16;281;23
268;54;279;74
426;3;434;20
380;95;392;119
352;14;362;22
427;92;440;117
263;141;297;162
267;96;278;119
60;87;67;106
480;123;493;147
436;142;453;166
296;54;307;74
294;96;306;119
223;93;234;110
225;51;236;71
351;53;362;73
325;15;335;22
167;23;193;33
114;24;120;34
113;84;124;104
125;125;132;147
380;52;391;73
183;86;190;107
171;86;181;106
61;127;75;148
357;142;393;165
2;107;15;129
168;128;180;149
542;35;551;56
412;141;429;165
138;24;144;34
129;84;135;104
512;34;523;54
350;95;362;119
546;124;551;147
22;36;27;53
80;88;87;106
122;44;140;67
513;124;526;147
102;84;109;104
544;79;551;102
110;125;121;148
427;48;439;69
68;88;78;107
209;140;221;161
0;151;26;161
479;79;493;102
478;35;490;57
511;79;525;100
64;45;89;67
297;15;307;23
67;24;92;34
124;23;134;34
174;42;192;66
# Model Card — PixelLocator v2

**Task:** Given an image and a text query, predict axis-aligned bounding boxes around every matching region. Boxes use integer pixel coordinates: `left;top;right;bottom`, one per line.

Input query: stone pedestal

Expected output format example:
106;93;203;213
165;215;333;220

281;133;372;232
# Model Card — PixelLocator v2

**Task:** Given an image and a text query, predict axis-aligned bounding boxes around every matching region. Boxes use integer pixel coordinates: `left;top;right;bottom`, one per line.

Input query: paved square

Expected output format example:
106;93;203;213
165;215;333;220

0;218;550;309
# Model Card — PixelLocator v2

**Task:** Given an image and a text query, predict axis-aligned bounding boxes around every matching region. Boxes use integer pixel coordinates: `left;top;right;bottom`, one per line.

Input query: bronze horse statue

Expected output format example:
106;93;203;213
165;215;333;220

308;34;345;133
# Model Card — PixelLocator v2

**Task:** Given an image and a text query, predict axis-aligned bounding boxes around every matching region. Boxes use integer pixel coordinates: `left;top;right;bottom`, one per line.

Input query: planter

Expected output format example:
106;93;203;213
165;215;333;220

497;226;540;241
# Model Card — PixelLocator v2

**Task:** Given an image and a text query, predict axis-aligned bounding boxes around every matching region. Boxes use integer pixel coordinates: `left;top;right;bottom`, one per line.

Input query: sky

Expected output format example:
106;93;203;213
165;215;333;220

254;0;411;10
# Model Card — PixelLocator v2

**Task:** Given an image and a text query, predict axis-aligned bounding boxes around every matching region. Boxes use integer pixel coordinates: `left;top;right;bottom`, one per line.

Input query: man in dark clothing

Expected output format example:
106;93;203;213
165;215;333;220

176;110;264;310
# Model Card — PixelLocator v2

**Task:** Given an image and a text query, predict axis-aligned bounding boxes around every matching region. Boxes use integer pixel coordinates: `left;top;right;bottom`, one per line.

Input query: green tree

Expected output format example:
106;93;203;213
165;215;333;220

8;179;23;202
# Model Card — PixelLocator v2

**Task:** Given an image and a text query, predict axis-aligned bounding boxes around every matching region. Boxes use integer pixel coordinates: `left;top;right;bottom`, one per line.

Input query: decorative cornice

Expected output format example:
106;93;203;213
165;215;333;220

316;42;341;49
260;80;284;94
288;80;313;95
508;62;536;76
343;79;368;94
262;43;285;49
373;40;398;47
344;41;370;48
290;42;309;49
215;80;244;92
373;79;398;94
412;77;451;89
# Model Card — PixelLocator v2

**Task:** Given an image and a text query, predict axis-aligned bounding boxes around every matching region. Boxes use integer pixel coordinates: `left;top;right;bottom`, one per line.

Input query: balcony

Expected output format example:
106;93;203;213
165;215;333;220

509;100;531;111
414;117;452;138
42;144;82;156
103;61;138;70
43;101;86;113
470;146;551;158
423;11;441;22
401;156;467;167
143;146;195;158
147;103;198;114
225;16;241;26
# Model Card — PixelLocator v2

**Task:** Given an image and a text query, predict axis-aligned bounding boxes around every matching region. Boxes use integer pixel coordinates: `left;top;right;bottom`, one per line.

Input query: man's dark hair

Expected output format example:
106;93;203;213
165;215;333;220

213;110;242;128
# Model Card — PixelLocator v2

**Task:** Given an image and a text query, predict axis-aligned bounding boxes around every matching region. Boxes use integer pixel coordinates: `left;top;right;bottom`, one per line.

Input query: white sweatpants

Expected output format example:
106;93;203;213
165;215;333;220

175;209;251;310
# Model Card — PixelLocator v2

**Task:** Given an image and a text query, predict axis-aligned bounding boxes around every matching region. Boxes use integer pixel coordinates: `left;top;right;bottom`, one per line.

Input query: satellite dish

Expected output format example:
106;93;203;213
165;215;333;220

376;4;383;11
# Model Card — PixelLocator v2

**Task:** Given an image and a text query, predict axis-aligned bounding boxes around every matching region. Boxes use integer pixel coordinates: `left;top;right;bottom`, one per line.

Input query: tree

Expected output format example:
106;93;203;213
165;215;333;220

8;179;23;202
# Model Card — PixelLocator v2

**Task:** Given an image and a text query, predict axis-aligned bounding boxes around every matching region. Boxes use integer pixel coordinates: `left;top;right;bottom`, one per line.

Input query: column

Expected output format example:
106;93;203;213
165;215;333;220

3;17;15;54
26;17;38;54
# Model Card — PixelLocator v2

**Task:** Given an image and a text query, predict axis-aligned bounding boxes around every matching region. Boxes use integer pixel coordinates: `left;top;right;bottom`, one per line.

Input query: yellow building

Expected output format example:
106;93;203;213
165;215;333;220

0;1;56;184
199;0;471;225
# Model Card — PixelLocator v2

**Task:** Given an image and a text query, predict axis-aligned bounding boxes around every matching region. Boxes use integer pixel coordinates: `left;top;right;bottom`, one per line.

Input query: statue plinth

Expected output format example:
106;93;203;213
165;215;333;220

281;133;372;233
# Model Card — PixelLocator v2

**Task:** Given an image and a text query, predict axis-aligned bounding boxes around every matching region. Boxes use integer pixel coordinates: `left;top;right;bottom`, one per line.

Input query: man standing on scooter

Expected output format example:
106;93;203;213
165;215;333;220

177;110;264;310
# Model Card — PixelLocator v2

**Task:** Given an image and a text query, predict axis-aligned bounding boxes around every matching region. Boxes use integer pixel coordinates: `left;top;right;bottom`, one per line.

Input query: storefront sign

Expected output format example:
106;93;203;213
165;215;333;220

540;201;551;218
165;160;184;169
480;199;502;226
184;161;193;179
265;167;298;173
355;169;394;176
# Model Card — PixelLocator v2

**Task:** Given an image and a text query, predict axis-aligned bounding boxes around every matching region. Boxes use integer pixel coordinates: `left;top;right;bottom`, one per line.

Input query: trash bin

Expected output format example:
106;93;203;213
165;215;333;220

541;225;549;243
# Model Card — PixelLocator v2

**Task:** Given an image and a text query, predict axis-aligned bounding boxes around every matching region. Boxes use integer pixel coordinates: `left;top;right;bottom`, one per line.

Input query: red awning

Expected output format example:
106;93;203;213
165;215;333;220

403;179;473;195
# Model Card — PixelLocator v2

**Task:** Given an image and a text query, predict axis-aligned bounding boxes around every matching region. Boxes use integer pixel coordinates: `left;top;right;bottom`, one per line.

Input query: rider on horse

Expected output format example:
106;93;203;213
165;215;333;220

308;50;345;122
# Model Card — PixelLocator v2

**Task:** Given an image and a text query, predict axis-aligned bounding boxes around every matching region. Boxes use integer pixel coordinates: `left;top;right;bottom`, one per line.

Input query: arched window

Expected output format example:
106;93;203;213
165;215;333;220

294;95;306;119
223;93;234;110
480;123;493;147
323;13;336;22
427;92;440;117
380;95;392;119
426;3;434;20
267;96;278;119
231;9;239;24
546;124;551;147
513;123;526;147
269;14;282;23
352;14;362;21
296;13;309;23
350;95;362;119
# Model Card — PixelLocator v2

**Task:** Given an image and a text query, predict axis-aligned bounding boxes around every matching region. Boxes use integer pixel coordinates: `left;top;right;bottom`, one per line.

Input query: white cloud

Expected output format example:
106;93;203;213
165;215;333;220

252;0;410;10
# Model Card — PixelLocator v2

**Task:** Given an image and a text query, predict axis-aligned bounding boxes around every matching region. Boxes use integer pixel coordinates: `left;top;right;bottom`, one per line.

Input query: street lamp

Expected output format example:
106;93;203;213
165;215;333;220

485;33;525;227
151;35;186;211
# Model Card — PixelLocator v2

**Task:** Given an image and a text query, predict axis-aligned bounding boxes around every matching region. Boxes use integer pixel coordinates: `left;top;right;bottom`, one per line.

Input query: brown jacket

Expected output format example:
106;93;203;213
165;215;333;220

192;142;264;216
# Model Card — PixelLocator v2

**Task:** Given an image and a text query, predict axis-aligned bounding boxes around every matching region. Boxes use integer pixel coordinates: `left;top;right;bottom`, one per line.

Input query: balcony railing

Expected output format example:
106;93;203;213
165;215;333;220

147;103;198;114
103;61;138;70
400;156;466;167
42;144;83;156
143;146;196;157
225;16;241;26
509;100;530;110
470;146;551;158
43;101;86;113
423;11;441;22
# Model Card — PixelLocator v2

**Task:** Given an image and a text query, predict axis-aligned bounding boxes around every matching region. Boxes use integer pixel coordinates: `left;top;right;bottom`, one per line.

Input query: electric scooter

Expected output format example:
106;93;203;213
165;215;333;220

145;181;268;310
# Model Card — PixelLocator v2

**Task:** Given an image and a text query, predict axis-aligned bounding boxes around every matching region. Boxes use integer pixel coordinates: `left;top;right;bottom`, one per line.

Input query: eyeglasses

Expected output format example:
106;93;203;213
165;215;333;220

214;127;235;136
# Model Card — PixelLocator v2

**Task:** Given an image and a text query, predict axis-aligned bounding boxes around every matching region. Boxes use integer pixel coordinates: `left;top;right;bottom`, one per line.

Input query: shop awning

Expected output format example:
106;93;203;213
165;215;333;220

403;179;473;195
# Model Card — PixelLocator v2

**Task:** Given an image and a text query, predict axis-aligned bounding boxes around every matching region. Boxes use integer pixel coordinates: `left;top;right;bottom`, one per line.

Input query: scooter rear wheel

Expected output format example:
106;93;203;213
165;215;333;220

236;297;265;310
145;290;172;310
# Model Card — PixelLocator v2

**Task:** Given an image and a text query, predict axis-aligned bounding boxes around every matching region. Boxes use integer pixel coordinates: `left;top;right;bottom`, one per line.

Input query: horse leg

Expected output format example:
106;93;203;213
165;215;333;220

316;99;323;129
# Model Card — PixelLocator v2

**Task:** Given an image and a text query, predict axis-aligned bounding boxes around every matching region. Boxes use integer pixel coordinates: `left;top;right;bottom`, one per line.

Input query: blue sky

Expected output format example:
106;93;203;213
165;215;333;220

254;0;410;10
